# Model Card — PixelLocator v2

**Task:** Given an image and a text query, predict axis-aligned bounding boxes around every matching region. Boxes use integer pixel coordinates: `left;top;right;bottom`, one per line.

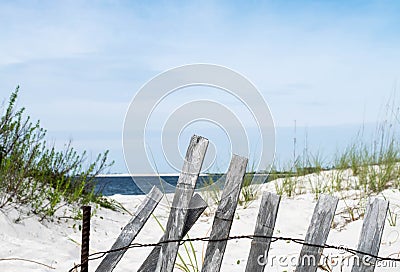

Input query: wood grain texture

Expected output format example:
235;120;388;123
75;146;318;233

295;194;339;272
155;135;209;272
351;198;389;272
95;186;163;272
245;192;281;272
201;154;248;272
137;193;207;272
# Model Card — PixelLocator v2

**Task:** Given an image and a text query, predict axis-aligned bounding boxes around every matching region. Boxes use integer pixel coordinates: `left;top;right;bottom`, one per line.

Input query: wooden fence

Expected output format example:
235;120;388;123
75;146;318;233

87;135;390;272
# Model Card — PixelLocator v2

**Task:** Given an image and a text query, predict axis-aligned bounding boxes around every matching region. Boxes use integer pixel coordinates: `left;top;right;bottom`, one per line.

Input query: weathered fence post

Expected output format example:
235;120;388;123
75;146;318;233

245;192;281;272
95;186;163;272
155;135;209;272
138;193;208;272
81;205;91;272
201;154;248;272
295;194;338;272
351;198;389;272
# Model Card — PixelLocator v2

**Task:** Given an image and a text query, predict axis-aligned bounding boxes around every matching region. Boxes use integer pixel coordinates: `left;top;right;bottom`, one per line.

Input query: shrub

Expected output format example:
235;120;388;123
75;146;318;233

0;87;113;219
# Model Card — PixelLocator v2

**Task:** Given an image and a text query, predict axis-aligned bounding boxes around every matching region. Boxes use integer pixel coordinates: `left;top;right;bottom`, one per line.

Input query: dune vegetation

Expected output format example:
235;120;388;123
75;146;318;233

0;87;114;220
210;95;400;220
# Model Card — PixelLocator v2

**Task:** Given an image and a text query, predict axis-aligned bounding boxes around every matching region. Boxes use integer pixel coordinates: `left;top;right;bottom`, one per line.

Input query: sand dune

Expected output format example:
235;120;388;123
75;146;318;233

1;169;400;271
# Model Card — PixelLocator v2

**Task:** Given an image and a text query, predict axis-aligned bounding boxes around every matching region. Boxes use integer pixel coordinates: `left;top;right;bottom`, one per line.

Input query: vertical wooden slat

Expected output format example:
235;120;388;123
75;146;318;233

201;154;248;272
155;135;209;272
95;186;163;272
295;194;338;272
245;192;280;272
138;193;208;272
351;198;389;272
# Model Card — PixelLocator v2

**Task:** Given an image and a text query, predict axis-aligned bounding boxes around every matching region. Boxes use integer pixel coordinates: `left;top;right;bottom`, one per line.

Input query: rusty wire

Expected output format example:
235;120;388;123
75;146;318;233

68;234;400;272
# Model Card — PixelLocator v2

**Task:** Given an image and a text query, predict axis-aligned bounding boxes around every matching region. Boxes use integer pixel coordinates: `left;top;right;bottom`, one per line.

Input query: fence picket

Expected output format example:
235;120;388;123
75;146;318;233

201;154;248;272
351;198;389;272
95;186;163;272
295;194;338;272
155;135;209;272
137;193;208;272
245;192;280;272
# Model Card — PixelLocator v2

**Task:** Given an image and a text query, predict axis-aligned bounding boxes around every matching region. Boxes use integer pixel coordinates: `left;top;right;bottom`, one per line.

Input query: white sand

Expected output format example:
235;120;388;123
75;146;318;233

1;169;400;271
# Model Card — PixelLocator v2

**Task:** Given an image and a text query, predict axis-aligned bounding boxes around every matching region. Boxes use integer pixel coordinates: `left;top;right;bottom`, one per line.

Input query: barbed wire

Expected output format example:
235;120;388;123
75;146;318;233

68;234;400;272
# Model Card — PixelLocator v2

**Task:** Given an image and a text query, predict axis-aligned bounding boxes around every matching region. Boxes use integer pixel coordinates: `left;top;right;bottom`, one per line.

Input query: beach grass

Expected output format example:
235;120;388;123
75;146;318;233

0;87;114;220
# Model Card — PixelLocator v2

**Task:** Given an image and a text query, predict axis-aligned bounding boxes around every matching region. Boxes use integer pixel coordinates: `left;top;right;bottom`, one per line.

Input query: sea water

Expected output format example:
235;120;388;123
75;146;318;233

93;175;224;196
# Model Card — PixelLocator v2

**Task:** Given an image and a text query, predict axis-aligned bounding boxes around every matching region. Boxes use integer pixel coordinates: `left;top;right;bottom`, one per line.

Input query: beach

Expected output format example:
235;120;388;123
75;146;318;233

1;169;400;271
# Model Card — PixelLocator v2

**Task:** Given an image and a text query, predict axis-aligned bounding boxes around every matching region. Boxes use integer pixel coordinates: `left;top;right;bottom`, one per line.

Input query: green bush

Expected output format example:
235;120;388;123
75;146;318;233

0;87;114;219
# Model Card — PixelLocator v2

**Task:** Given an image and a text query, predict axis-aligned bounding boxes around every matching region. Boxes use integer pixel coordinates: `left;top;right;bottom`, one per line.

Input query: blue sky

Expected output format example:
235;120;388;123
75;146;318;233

1;1;400;173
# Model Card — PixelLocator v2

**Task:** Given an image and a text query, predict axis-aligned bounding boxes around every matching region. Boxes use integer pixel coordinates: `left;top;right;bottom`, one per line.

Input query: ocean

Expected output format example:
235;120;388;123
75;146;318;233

93;175;224;196
93;174;269;196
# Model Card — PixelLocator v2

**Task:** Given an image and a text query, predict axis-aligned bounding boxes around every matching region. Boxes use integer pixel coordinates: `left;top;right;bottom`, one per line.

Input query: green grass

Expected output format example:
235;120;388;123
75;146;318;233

200;175;222;208
0;87;114;220
238;173;259;208
266;95;400;225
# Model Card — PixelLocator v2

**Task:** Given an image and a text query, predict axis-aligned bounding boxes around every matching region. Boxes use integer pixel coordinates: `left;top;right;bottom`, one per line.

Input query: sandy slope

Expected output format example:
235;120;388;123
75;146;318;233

1;170;400;271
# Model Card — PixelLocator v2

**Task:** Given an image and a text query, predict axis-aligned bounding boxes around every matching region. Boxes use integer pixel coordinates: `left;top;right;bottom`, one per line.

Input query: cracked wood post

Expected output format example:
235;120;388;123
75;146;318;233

201;154;248;272
95;186;163;272
138;193;208;272
351;198;389;272
295;194;339;272
245;192;281;272
155;135;209;272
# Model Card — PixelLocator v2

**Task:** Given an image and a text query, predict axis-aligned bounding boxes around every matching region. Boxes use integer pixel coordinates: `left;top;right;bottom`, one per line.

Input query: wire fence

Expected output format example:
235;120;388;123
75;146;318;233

68;234;400;272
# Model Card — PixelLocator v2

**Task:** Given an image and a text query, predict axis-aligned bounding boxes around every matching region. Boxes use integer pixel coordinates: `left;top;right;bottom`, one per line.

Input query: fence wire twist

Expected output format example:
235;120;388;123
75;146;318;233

68;234;400;272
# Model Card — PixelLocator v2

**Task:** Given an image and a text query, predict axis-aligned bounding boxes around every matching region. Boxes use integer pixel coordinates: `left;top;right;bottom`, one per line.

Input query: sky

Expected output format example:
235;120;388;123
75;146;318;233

1;0;400;174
